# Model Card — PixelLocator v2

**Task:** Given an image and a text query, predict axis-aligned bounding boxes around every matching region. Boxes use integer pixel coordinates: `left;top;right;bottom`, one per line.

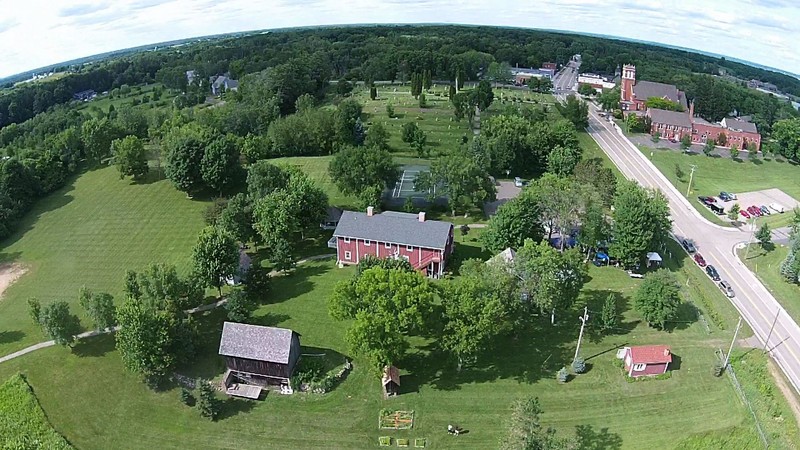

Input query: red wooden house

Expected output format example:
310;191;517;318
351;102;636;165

329;207;454;278
623;345;672;377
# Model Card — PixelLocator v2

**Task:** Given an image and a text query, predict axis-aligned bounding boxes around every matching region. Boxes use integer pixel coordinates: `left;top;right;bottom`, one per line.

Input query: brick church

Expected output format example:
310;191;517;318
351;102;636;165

620;65;761;151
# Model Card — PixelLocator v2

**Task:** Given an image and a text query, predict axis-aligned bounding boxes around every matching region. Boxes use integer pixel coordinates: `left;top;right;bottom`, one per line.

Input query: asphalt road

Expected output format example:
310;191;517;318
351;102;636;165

577;95;800;395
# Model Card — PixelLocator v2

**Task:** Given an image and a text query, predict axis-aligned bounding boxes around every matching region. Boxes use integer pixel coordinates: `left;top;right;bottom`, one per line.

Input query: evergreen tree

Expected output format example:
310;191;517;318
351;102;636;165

600;293;618;333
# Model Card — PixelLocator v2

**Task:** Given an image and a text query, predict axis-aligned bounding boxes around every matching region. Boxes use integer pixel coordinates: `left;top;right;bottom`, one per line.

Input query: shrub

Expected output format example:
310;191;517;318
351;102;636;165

572;358;586;374
557;367;569;383
712;364;725;377
196;379;221;421
180;387;196;406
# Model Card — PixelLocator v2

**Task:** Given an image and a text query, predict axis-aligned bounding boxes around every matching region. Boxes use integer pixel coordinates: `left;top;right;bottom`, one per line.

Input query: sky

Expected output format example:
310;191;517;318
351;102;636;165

0;0;798;79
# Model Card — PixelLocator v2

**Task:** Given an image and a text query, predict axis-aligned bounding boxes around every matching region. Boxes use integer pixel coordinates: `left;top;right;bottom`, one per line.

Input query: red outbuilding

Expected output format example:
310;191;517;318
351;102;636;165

622;345;672;377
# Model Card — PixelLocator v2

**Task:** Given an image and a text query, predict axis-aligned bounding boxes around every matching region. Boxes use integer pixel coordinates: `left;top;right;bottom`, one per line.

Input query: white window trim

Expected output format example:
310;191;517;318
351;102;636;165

344;251;352;260
343;237;350;243
401;255;410;262
385;242;391;249
364;240;371;246
632;363;646;371
406;245;413;252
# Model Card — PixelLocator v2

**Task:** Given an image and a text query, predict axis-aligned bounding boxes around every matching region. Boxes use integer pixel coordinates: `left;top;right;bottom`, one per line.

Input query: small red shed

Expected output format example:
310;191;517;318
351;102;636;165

623;345;672;377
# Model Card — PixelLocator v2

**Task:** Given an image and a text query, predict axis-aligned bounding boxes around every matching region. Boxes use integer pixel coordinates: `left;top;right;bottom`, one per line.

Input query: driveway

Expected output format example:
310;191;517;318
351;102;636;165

484;181;521;217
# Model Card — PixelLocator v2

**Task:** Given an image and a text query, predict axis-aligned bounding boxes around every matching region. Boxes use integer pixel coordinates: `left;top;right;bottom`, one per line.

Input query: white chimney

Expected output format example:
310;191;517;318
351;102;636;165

418;212;425;222
367;206;374;217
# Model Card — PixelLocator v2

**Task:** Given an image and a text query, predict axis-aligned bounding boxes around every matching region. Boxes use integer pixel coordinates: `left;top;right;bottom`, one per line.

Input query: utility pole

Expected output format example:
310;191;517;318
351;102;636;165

724;317;743;368
686;164;697;197
744;216;757;260
764;310;780;354
574;307;589;362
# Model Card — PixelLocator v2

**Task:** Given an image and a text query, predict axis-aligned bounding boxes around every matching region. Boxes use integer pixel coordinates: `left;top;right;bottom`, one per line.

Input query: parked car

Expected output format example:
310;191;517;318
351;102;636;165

514;177;524;188
747;206;761;217
694;253;707;267
740;210;751;219
728;192;737;200
697;196;715;206
681;239;697;253
719;192;733;202
760;205;770;215
718;281;735;298
706;265;720;281
769;203;786;213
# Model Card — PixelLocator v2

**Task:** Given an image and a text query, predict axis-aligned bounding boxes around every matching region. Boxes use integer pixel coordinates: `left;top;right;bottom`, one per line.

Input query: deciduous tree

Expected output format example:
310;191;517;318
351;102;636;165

224;287;257;322
78;287;117;331
192;226;239;297
328;145;399;198
218;193;255;245
247;160;290;200
414;147;496;216
634;269;681;330
201;136;242;196
600;293;618;333
481;191;543;253
610;181;671;268
111;135;149;180
32;301;82;347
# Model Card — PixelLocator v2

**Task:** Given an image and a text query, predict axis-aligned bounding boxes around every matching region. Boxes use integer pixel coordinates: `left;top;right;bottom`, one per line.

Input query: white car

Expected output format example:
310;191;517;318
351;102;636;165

514;177;524;187
769;203;786;213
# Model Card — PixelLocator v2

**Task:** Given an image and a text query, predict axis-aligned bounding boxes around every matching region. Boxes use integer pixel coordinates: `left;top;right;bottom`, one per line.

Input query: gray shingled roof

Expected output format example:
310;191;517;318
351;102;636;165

634;80;683;104
219;322;294;363
723;117;758;134
333;211;453;250
648;108;692;128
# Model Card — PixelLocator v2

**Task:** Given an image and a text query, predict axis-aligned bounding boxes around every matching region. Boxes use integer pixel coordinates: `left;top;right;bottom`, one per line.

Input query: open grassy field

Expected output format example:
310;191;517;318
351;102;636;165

740;244;800;323
0;373;72;449
642;147;800;228
77;83;173;118
0;165;207;356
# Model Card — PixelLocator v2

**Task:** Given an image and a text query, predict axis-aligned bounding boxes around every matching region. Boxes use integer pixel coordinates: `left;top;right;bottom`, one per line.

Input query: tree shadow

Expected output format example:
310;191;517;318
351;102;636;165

72;333;116;358
669;303;699;331
0;330;24;344
218;396;258;419
575;424;623;450
582;290;638;344
401;315;577;392
252;313;292;328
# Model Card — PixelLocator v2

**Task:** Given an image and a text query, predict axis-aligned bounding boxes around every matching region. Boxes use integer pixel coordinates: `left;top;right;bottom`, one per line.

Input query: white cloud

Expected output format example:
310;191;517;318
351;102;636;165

0;0;798;78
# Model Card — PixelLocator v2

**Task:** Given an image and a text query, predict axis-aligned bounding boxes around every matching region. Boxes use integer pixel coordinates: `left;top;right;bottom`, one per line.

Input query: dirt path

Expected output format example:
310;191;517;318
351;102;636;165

0;263;27;300
768;358;800;429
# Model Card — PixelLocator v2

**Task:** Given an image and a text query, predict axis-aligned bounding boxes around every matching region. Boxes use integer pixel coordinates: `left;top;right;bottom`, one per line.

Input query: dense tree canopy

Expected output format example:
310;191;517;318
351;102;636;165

634;269;682;330
610;181;672;268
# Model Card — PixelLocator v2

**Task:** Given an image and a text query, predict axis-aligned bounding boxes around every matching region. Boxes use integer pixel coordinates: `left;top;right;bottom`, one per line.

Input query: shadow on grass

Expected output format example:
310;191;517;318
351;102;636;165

582;290;638;344
72;333;116;358
252;313;292;328
670;353;682;371
269;263;331;304
669;303;699;332
0;330;25;344
219;396;258;420
401;316;576;392
575;424;623;450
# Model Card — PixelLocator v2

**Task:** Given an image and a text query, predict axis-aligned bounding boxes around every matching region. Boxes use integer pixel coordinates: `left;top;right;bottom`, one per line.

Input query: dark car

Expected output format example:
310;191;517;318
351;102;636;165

718;281;735;298
706;265;720;281
681;239;697;253
719;192;732;202
694;253;707;267
760;205;770;215
697;196;715;206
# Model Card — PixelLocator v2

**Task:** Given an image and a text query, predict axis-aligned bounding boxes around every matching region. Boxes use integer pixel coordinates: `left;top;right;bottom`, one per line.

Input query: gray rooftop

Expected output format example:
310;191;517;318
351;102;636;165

648;108;692;128
219;322;294;363
333;210;453;250
634;80;686;108
723;117;758;134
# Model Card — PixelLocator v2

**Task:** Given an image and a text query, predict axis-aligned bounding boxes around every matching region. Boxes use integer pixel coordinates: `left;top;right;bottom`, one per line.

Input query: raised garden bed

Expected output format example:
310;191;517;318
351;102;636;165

379;409;414;430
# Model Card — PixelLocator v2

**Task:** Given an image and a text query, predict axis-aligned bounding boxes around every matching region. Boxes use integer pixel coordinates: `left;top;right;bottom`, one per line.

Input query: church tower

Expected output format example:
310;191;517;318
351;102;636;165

620;64;636;105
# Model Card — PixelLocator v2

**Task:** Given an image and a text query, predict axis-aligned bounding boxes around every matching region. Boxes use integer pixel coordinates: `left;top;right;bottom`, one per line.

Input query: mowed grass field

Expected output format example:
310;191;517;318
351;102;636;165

741;244;800;323
643;147;800;228
0;253;775;449
0;166;207;356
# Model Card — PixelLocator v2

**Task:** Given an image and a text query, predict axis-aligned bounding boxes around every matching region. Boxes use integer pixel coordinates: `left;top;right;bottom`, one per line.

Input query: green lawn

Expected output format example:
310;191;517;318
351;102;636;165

77;83;172;117
643;147;800;228
0;165;207;356
740;244;800;324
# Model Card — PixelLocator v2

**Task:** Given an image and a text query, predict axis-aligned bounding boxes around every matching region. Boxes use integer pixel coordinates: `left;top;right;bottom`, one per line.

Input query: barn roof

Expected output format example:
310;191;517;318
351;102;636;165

629;345;672;364
382;365;400;386
219;322;296;364
333;210;453;250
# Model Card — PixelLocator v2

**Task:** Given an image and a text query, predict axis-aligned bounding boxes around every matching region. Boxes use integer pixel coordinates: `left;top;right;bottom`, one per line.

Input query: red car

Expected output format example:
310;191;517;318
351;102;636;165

747;206;761;217
694;253;707;267
740;210;751;219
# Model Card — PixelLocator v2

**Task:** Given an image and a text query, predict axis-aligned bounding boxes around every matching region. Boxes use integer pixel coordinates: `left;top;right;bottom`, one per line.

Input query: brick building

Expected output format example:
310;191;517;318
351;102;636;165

622;64;761;150
329;208;454;278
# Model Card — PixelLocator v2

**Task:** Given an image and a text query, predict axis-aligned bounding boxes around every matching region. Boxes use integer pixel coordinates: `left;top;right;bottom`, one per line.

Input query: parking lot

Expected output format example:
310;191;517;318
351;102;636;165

730;188;800;213
483;181;521;216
